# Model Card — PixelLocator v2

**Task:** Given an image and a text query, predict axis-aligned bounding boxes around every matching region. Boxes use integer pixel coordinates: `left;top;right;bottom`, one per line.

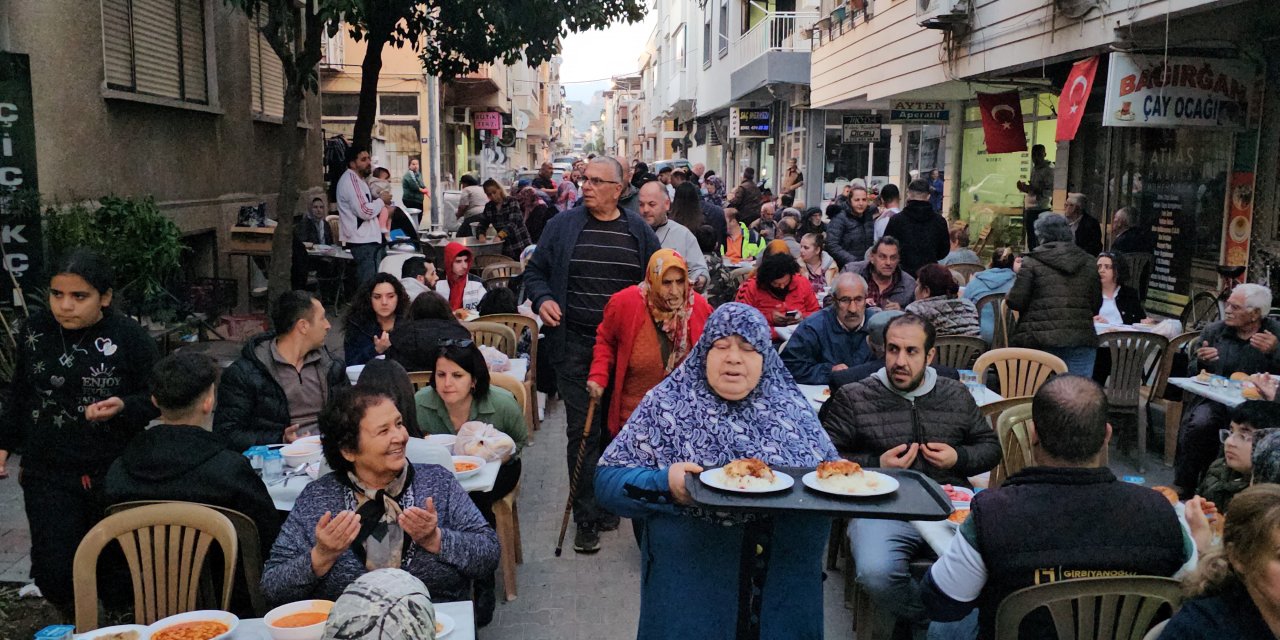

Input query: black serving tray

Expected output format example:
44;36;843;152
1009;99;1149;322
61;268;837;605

688;467;954;521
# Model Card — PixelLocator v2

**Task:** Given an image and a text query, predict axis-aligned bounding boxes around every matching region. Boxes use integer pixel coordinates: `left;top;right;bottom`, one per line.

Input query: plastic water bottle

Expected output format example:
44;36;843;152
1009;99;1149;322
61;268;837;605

245;446;265;476
34;626;75;640
1121;475;1146;485
263;449;284;482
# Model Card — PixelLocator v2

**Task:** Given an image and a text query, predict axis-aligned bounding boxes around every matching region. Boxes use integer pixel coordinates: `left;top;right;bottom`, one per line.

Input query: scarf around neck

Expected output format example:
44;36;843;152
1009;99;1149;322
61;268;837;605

341;463;415;571
639;248;696;372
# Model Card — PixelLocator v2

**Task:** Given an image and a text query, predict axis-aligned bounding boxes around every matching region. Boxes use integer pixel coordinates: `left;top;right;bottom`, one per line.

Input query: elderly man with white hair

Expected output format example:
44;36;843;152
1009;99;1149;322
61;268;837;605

1063;192;1102;255
1176;282;1280;497
1109;206;1156;254
780;272;878;384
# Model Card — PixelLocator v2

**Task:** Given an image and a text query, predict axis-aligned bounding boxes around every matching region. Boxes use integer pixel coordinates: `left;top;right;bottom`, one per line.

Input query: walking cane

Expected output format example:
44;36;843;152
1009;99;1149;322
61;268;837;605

555;395;598;557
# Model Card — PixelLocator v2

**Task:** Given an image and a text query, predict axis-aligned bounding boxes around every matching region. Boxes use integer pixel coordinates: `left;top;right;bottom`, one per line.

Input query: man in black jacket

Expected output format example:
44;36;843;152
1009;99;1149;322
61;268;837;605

922;376;1191;639
1065;193;1103;256
883;179;949;277
214;291;346;450
821;313;1000;633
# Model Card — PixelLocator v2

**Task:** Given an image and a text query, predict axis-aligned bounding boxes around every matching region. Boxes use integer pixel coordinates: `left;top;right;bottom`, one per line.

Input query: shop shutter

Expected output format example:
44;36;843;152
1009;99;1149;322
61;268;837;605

101;0;134;90
100;0;209;103
249;5;286;118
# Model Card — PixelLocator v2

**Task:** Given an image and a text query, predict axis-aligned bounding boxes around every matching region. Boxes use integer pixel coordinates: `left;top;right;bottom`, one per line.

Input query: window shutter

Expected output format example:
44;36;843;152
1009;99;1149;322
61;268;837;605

249;7;286;118
131;0;183;99
179;0;208;103
101;0;134;89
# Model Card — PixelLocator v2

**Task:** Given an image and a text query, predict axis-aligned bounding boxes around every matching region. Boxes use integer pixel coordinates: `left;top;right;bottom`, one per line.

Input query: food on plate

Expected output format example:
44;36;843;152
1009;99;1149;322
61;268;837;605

1196;370;1213;383
454;460;480;473
821;389;831;397
1151;485;1180;505
271;611;329;628
948;508;971;525
435;621;444;634
722;457;777;489
1231;371;1250;381
941;484;973;503
152;621;230;640
815;459;881;493
94;632;140;640
1243;384;1262;400
452;308;471;320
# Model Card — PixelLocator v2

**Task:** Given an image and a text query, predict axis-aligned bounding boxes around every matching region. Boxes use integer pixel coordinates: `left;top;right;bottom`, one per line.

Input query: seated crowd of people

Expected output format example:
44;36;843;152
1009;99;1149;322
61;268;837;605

3;154;1278;640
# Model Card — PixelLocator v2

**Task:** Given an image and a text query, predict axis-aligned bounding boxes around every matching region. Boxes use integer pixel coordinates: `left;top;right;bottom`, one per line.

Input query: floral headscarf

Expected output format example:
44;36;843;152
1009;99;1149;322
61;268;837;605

639;249;696;372
705;175;726;207
601;302;839;471
323;568;437;640
514;186;542;221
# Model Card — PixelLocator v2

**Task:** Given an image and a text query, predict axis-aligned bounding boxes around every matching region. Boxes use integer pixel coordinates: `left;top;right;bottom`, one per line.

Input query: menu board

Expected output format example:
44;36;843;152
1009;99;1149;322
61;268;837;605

1148;191;1196;314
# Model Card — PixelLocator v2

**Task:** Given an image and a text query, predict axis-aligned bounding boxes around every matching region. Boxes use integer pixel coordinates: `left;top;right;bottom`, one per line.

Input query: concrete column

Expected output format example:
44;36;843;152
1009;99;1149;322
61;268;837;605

944;100;964;219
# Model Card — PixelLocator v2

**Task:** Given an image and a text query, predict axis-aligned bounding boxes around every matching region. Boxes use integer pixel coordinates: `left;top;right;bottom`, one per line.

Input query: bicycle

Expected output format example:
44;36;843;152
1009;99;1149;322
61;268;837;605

1180;264;1246;331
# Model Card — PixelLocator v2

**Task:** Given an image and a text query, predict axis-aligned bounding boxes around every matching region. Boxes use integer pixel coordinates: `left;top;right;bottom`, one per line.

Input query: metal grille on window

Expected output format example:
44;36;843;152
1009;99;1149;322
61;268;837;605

99;0;209;104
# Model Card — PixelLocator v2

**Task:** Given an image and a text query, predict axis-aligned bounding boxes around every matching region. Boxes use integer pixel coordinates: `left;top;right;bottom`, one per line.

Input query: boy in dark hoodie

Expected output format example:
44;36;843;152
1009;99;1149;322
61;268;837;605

106;353;280;559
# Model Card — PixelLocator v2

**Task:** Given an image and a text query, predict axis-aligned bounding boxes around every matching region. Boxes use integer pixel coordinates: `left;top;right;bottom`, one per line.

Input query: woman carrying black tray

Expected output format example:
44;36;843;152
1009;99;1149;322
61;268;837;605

595;303;840;640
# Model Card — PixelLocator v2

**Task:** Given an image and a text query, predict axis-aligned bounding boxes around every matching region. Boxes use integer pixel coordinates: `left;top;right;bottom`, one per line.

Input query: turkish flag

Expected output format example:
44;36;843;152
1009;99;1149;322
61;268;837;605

977;91;1027;154
1055;56;1098;142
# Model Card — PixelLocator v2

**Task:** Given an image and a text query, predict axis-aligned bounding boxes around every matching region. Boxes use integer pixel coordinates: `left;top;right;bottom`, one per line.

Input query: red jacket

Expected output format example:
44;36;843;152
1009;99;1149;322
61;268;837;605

589;285;713;436
735;274;821;339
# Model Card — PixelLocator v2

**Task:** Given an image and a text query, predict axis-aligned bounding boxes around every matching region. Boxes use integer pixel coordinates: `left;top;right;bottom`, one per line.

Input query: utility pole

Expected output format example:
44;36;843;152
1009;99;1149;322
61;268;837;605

425;73;442;228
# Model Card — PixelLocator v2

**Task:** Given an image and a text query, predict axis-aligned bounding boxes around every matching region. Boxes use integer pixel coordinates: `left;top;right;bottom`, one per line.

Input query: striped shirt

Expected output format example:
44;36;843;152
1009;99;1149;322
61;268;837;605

566;216;644;338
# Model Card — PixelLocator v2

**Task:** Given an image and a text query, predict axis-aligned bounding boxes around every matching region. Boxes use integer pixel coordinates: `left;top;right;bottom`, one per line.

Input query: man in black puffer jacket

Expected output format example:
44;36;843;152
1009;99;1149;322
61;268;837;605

1006;212;1102;376
883;179;949;277
822;313;1001;634
214;291;346;450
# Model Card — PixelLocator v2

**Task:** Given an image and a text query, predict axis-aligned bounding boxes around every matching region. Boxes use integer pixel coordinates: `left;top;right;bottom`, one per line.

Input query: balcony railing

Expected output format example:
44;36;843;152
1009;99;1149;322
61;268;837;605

728;11;820;71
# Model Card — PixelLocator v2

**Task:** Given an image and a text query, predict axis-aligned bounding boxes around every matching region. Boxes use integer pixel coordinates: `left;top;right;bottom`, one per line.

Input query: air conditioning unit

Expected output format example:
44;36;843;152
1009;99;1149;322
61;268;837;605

917;0;970;29
444;107;469;125
790;85;810;109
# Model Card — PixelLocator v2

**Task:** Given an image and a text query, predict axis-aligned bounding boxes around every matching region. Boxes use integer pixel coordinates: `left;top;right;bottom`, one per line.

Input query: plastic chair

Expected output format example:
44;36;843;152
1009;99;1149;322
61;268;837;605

483;276;512;291
1097;331;1168;472
989;402;1035;489
378;252;416;278
472;254;516;273
994;576;1183;640
1140;331;1200;465
934;335;987;370
407;370;432;392
468;321;518;358
972;225;993;255
325;214;341;244
74;503;238;631
488;371;527;602
981;395;1033;431
481;262;523;280
105;501;266;617
975;292;1008;349
478;313;542;433
947;263;984;285
1123;253;1155;301
1142;620;1168;640
972;348;1067;399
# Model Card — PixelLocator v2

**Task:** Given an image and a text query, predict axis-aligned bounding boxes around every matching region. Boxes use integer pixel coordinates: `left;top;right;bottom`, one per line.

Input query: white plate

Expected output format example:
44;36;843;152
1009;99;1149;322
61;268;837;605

801;470;899;497
807;387;832;404
451;455;487;479
422;433;458;450
435;611;455;638
147;610;239;640
699;467;795;493
77;624;150;640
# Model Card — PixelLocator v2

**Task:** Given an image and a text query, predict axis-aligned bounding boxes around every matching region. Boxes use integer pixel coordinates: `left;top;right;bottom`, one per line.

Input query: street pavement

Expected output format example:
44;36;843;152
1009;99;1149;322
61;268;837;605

0;393;1170;638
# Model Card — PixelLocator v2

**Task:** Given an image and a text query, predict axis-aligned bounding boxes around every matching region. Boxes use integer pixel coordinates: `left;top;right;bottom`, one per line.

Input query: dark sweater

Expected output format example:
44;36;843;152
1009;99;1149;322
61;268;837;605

0;310;159;475
386;318;472;372
1007;241;1102;349
883;200;950;276
105;424;280;556
1160;582;1275;639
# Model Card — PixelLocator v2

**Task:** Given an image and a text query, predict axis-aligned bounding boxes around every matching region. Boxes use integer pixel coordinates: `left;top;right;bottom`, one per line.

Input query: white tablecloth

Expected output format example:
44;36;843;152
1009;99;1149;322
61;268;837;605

229;600;475;639
775;325;798;342
1169;376;1247;408
267;460;501;511
493;357;528;382
799;380;1004;413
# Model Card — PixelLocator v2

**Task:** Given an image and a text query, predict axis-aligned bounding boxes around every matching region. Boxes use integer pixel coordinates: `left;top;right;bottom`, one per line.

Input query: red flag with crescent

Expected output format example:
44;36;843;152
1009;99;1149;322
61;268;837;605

977;91;1027;154
1055;56;1098;142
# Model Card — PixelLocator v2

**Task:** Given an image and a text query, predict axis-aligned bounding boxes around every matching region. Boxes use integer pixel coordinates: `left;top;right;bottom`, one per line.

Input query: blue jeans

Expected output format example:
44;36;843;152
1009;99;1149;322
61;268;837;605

349;242;386;288
1044;345;1096;378
848;518;930;623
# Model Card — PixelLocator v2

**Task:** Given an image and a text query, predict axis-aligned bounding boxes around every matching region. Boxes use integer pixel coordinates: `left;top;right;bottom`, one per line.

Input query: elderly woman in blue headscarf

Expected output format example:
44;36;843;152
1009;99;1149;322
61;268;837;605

596;303;840;640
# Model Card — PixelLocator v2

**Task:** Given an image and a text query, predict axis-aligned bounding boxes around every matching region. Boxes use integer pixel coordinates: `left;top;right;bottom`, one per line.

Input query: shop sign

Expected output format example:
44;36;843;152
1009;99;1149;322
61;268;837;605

889;100;949;123
472;111;503;132
1103;53;1255;129
730;107;771;138
0;52;41;308
842;114;882;143
1223;172;1255;268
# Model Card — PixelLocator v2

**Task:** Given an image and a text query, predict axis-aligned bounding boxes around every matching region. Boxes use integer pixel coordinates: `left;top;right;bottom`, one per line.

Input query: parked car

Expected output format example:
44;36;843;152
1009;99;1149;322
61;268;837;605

652;158;692;175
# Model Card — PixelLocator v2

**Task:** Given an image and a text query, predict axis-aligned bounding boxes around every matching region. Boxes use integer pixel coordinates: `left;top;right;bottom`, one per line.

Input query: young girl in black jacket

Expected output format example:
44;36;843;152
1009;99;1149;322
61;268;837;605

0;249;159;613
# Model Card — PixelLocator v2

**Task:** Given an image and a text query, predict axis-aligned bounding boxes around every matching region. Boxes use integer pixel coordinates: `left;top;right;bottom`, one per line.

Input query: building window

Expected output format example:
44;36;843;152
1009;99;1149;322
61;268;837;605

718;0;729;58
247;6;285;118
321;93;359;118
101;0;209;104
703;9;713;67
379;93;418;117
673;24;686;68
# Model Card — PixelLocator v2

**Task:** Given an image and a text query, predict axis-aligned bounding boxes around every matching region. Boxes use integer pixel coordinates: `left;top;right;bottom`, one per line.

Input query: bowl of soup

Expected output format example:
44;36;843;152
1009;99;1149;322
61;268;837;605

281;442;323;468
264;599;334;640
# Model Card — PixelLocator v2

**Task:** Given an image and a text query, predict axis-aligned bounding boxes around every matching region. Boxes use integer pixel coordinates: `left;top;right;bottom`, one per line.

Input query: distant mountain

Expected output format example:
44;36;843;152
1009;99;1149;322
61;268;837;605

569;93;604;135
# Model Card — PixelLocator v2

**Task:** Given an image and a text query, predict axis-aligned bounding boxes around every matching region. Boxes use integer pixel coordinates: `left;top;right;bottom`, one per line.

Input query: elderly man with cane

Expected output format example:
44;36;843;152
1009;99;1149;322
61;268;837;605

527;155;661;554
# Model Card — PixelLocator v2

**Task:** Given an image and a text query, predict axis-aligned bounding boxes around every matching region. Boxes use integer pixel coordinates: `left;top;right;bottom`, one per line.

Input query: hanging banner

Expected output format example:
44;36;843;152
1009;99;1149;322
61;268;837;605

1224;172;1255;268
1055;56;1098;142
976;91;1027;154
1102;52;1255;129
0;52;41;307
841;114;882;143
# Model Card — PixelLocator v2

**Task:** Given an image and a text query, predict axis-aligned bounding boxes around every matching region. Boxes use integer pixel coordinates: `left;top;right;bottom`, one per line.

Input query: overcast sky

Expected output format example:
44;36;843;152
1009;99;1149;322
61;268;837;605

560;11;656;102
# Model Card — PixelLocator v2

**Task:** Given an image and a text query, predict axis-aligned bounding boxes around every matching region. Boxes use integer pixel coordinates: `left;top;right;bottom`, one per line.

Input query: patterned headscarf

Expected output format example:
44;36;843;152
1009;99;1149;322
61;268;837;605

514;186;542;220
639;249;696;372
705;175;726;207
601;302;839;471
323;568;437;640
1252;428;1280;484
